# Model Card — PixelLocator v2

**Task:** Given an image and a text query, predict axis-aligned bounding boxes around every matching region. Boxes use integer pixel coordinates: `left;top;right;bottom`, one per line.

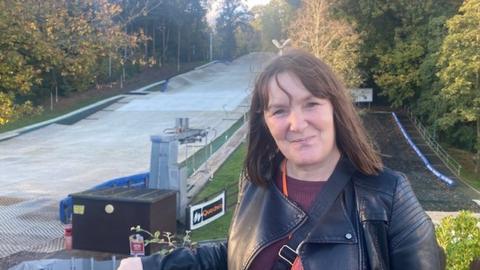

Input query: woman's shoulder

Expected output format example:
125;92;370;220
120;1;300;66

352;167;409;197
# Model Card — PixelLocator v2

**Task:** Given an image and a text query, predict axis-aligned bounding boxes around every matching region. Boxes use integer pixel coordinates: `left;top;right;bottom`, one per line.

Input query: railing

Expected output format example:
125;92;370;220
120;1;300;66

192;181;239;209
179;113;247;177
404;108;462;177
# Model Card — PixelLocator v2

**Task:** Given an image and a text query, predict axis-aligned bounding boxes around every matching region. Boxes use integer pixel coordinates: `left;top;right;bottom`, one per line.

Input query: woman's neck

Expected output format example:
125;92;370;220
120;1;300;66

286;150;341;182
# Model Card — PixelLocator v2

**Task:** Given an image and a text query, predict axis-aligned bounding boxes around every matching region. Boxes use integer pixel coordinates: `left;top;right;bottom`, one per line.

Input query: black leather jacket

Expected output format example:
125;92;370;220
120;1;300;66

142;163;445;270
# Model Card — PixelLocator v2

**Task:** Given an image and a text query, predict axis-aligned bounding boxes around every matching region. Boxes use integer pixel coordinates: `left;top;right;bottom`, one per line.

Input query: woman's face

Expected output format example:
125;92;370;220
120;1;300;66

263;72;339;170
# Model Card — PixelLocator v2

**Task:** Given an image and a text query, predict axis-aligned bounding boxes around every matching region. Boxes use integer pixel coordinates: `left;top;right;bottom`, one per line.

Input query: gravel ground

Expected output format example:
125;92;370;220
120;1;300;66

363;112;480;212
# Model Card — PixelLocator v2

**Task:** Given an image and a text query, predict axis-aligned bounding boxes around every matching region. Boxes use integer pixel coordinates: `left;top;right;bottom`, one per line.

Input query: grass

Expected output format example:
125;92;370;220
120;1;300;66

189;143;246;242
443;146;480;190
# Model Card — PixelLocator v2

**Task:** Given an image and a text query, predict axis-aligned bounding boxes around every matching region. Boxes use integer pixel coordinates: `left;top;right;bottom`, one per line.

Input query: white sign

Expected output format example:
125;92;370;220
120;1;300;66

350;88;373;103
188;191;226;230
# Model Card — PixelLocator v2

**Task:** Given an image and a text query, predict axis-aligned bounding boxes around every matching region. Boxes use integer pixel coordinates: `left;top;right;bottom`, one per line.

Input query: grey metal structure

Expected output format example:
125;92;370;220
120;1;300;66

149;118;209;220
149;135;185;219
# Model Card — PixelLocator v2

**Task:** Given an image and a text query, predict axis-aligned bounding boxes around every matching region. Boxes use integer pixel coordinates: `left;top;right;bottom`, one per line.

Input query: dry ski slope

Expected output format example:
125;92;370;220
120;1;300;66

364;112;480;212
0;52;273;260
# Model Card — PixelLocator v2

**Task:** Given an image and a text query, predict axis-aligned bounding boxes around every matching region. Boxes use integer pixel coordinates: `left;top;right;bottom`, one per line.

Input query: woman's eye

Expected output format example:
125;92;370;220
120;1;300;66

272;109;286;115
306;102;319;108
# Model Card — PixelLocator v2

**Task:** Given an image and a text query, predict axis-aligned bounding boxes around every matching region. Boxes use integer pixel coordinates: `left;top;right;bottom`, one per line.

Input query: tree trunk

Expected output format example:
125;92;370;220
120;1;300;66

177;26;181;72
476;117;479;173
108;54;112;79
153;20;157;65
144;20;148;59
476;71;479;173
50;90;53;111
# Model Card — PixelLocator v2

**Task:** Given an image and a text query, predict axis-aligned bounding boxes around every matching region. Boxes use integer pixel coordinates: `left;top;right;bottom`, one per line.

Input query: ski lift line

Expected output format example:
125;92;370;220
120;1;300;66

391;112;456;187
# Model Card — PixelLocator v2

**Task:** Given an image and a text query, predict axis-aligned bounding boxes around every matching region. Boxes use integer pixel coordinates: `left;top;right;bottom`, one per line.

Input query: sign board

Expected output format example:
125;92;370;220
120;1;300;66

350;88;373;103
187;191;226;230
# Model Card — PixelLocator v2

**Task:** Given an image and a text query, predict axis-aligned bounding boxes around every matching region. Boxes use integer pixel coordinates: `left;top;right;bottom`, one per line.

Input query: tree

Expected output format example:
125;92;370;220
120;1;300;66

437;0;480;171
289;0;362;87
373;38;424;107
0;0;150;124
371;1;462;108
251;0;296;51
215;0;250;60
0;0;212;126
0;0;48;124
333;0;462;106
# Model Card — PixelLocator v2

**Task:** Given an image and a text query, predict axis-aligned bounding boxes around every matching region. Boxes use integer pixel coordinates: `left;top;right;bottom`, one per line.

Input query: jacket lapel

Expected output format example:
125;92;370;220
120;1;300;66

228;181;306;270
299;157;358;244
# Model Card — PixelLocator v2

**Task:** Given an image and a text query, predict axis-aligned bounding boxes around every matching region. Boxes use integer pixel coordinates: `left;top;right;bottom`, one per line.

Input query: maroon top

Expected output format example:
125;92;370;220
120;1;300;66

248;173;326;270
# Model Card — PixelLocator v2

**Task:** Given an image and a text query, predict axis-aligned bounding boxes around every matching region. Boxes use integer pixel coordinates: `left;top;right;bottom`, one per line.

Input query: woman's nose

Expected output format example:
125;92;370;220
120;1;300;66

288;110;308;132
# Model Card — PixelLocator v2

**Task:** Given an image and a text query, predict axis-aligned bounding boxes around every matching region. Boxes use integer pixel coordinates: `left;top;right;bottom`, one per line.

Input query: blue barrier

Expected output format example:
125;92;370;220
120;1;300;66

59;172;149;224
391;112;456;187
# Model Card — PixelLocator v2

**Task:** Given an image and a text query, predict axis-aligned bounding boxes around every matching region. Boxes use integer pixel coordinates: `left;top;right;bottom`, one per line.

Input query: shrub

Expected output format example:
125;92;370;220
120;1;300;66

436;211;480;270
131;225;197;255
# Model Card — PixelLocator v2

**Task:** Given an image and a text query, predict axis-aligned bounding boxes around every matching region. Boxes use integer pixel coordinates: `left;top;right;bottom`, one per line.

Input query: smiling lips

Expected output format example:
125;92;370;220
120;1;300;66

289;136;315;144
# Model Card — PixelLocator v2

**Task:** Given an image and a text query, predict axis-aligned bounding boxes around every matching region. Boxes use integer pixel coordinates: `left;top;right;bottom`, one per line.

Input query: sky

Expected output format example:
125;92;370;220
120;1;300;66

244;0;271;9
207;0;272;27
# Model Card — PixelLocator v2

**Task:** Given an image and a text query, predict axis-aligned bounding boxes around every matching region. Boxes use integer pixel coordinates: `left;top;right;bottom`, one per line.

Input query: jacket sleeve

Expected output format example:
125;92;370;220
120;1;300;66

141;241;228;270
388;173;445;270
140;173;247;270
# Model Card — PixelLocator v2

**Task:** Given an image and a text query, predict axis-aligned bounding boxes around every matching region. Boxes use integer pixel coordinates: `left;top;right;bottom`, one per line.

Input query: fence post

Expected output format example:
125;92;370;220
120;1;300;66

406;109;463;178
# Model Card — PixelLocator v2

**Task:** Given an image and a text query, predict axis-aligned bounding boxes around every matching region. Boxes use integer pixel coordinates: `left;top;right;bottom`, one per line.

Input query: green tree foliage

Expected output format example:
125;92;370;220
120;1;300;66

374;38;425;107
0;0;140;124
437;0;480;166
216;0;251;60
436;211;480;270
126;0;209;66
235;24;261;56
370;1;462;108
0;93;14;125
250;0;296;51
0;0;212;126
0;0;44;124
289;0;362;87
333;0;462;103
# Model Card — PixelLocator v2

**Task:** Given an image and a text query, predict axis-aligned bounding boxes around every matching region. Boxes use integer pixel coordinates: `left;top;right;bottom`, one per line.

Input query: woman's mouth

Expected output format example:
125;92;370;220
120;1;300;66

289;136;314;144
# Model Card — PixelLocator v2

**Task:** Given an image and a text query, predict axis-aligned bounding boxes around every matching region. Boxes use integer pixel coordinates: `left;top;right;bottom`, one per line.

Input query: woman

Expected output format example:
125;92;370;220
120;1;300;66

119;49;445;270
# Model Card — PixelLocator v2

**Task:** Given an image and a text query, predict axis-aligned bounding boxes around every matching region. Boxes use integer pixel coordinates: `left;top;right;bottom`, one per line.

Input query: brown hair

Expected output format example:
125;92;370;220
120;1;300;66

244;49;383;186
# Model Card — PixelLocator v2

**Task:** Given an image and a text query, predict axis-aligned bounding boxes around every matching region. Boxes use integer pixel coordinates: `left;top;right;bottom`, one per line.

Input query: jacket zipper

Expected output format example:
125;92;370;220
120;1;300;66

242;214;308;270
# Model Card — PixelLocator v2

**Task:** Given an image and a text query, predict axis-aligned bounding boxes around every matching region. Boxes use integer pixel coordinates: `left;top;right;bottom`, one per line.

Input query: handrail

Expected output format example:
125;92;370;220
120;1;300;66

404;108;462;177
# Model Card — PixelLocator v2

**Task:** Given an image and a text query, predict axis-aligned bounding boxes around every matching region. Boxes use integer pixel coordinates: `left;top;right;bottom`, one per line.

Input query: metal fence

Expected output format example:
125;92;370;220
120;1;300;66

191;181;239;210
179;115;246;178
404;108;462;177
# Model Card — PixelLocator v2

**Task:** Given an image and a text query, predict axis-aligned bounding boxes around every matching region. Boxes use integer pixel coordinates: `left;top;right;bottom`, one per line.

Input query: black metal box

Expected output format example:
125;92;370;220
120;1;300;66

71;187;176;255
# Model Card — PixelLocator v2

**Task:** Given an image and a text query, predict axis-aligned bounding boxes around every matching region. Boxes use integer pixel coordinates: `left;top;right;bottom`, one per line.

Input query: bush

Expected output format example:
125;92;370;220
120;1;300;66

436;211;480;270
131;225;197;255
0;92;14;125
